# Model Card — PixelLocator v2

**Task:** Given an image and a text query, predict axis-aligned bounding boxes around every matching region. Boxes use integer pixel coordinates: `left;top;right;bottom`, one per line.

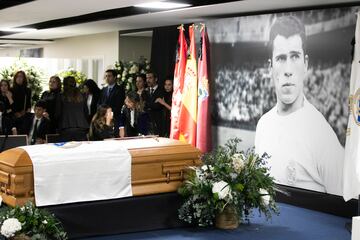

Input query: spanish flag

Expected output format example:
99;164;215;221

170;25;187;139
178;24;198;146
196;24;212;153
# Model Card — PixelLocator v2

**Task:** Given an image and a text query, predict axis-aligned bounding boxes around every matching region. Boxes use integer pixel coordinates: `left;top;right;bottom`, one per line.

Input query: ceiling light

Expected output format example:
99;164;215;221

134;1;191;9
0;27;37;32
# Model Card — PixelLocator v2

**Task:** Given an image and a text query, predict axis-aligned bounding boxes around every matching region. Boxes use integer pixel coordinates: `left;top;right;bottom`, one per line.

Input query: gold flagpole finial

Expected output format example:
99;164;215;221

177;24;184;31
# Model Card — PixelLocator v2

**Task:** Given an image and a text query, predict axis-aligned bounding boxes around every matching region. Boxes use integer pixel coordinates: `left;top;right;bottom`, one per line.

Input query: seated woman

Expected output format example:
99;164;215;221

89;104;114;141
119;91;149;138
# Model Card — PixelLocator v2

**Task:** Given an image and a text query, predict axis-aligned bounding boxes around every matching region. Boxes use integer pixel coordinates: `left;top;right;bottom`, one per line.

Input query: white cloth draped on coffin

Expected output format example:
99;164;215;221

20;140;132;206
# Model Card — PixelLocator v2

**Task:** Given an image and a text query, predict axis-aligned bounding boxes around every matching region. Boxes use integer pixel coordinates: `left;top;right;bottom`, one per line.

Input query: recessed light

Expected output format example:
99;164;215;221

0;27;37;32
134;1;191;9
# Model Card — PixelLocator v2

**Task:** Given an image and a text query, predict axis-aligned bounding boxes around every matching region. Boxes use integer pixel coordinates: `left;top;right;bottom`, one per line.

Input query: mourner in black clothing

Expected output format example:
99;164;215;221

0;80;14;116
156;78;173;137
21;100;51;145
119;91;149;138
0;102;16;136
98;69;125;137
135;74;147;103
144;71;165;136
56;76;89;142
40;75;61;133
89;104;114;141
83;79;100;123
11;71;31;130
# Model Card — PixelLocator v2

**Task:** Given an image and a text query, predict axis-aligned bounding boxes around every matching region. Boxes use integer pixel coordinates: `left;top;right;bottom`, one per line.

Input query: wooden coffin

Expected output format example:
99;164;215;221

0;137;201;207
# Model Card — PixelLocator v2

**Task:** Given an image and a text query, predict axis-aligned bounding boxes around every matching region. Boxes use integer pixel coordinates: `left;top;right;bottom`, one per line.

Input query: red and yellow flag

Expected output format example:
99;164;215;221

178;24;198;146
170;25;187;139
196;24;212;153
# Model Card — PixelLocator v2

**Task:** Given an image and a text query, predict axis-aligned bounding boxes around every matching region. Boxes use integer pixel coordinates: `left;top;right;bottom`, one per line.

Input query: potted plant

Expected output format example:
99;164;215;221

178;138;279;229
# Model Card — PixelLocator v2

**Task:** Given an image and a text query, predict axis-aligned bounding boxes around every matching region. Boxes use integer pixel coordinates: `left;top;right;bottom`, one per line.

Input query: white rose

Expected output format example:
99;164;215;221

260;188;270;205
42;220;48;224
1;218;22;238
232;153;245;172
212;180;231;200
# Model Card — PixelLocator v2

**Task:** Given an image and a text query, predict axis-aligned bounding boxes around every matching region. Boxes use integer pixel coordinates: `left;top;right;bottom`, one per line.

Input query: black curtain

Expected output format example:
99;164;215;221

150;24;190;85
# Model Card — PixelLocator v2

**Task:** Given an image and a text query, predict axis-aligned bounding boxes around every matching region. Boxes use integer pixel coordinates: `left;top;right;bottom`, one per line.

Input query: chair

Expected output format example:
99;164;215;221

45;134;61;143
0;135;28;152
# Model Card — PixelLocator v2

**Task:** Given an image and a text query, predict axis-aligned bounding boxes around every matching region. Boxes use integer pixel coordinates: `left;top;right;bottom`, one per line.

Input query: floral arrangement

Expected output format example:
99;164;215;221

57;68;87;86
114;57;150;92
178;138;278;227
0;59;44;103
0;199;67;240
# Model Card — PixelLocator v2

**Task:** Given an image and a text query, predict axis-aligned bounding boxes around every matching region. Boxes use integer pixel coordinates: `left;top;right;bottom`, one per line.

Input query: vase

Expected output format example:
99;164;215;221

10;234;31;240
215;205;239;229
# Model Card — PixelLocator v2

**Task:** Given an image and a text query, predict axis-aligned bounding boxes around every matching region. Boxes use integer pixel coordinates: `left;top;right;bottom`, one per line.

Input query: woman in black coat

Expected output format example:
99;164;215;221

11;71;32;130
89;104;114;141
56;76;89;141
40;75;62;133
83;79;100;123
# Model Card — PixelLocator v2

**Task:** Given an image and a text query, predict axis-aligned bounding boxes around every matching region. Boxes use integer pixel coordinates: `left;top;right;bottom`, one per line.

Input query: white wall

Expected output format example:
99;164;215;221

0;31;119;85
119;36;152;61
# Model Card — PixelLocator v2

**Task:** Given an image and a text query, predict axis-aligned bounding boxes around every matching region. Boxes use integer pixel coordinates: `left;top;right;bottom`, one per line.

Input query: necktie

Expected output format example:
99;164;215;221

107;87;112;97
150;88;154;95
32;119;39;145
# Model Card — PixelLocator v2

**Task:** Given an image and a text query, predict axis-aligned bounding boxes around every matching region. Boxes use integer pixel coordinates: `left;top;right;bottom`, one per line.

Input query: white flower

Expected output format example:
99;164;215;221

42;220;48;224
1;218;22;238
212;180;231;199
260;188;270;205
201;164;213;172
232;153;245;172
0;196;2;206
195;168;204;181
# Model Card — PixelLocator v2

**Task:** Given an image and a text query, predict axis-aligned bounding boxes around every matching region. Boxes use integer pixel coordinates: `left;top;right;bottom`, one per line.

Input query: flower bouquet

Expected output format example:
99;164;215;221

178;138;278;228
114;57;150;92
0;200;67;240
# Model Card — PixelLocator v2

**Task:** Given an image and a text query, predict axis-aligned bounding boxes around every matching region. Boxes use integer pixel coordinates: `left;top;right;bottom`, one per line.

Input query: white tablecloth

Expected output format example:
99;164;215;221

20;140;132;206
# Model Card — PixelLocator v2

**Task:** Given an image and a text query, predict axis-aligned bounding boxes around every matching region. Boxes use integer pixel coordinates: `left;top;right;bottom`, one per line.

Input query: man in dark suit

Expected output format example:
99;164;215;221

21;100;51;145
145;71;165;136
98;69;125;137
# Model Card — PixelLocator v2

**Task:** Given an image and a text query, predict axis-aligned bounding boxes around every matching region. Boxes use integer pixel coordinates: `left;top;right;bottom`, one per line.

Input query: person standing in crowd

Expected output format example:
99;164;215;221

83;79;100;123
98;69;125;137
135;74;147;103
21;100;50;145
254;15;344;195
119;91;149;138
11;70;31;129
56;76;89;141
155;78;173;137
145;71;165;136
0;102;16;135
0;80;14;117
40;76;62;133
89;104;114;141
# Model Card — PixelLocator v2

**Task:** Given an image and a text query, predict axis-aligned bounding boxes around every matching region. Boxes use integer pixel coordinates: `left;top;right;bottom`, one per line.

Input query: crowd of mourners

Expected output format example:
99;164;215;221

0;69;174;145
213;62;350;145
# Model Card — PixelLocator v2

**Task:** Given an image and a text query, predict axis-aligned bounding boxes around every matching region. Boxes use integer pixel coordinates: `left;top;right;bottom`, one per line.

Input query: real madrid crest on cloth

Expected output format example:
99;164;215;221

349;88;360;126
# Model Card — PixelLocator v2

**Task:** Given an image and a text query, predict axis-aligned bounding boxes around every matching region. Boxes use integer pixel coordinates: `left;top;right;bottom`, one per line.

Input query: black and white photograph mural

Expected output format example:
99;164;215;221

207;7;358;195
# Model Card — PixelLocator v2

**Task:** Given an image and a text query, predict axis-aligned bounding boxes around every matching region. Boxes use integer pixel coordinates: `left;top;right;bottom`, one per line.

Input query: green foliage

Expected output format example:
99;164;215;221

57;68;87;86
0;202;67;240
178;138;279;227
0;59;44;104
114;57;150;92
